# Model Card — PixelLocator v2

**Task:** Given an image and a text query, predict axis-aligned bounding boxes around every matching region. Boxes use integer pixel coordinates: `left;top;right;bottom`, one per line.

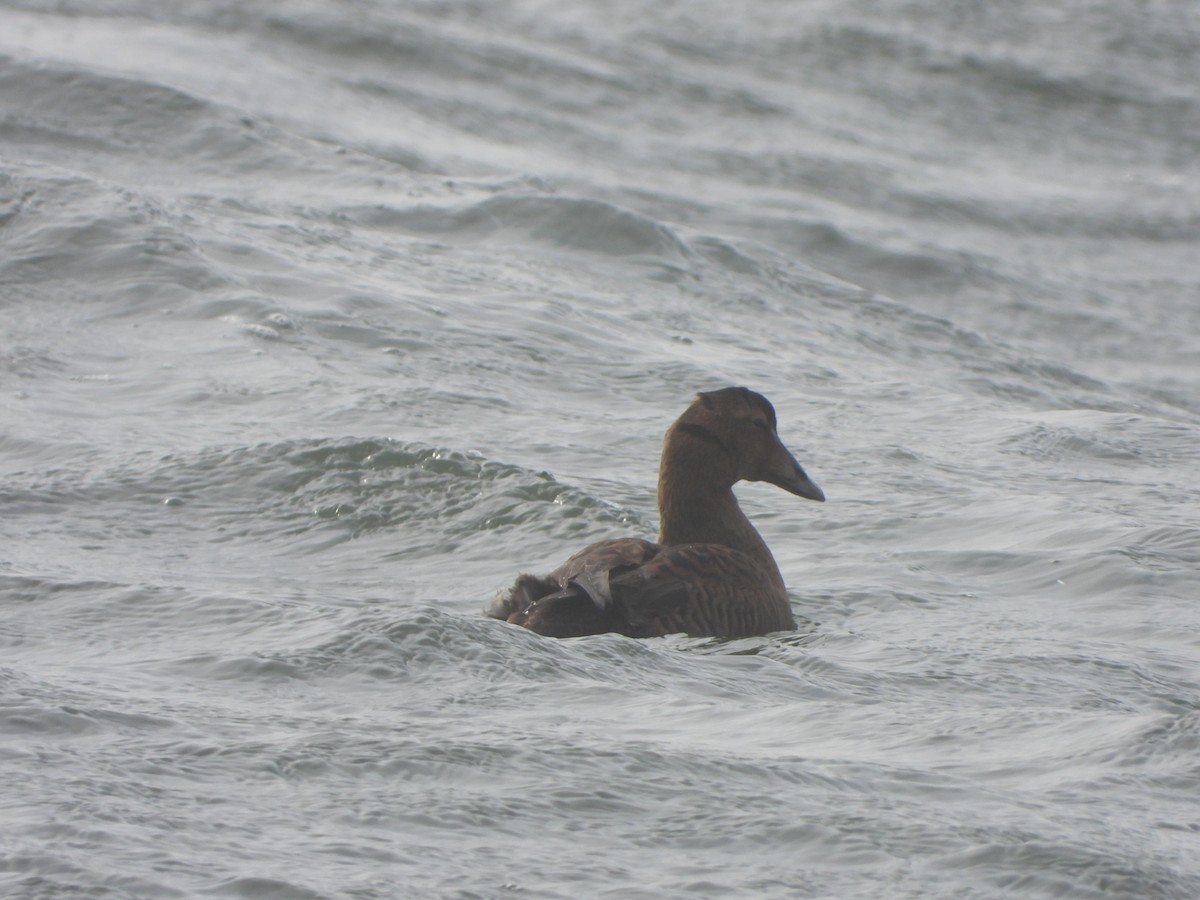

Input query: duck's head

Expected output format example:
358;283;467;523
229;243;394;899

670;386;825;502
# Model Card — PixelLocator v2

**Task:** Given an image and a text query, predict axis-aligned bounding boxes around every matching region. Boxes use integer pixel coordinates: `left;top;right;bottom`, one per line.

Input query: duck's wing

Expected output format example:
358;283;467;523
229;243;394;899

488;538;663;637
608;543;795;638
547;537;662;610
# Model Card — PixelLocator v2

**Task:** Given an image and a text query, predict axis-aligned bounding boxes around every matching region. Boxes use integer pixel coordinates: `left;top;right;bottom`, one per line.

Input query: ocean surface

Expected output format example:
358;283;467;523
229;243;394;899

2;1;1199;897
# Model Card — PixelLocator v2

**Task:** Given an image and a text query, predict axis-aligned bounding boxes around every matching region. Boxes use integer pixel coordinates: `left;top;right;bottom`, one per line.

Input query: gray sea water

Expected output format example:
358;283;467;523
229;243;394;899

2;1;1199;897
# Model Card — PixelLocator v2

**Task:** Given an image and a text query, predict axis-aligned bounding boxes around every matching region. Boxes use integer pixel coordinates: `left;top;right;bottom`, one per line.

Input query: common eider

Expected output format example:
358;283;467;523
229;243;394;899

487;387;824;638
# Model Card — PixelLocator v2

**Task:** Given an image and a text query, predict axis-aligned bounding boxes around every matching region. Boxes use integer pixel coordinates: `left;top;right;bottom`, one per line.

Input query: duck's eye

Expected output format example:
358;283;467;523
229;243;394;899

752;416;769;429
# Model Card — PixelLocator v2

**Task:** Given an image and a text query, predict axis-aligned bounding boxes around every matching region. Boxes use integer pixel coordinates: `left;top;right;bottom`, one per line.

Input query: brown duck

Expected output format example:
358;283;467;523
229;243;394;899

487;387;824;639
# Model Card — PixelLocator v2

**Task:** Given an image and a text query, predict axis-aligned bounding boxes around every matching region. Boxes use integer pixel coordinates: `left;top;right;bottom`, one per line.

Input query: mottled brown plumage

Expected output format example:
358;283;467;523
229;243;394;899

487;387;825;639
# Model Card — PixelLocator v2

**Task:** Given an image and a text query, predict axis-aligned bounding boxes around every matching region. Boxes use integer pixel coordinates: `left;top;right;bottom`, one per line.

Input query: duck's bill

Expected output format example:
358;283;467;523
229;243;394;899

767;459;825;502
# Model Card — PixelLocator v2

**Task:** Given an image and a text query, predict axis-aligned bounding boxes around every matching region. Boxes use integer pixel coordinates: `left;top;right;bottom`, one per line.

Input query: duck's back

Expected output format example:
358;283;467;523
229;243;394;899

490;538;795;639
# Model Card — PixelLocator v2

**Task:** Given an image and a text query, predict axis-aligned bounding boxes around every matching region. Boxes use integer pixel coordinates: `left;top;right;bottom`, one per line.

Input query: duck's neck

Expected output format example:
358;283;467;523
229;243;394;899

656;436;784;587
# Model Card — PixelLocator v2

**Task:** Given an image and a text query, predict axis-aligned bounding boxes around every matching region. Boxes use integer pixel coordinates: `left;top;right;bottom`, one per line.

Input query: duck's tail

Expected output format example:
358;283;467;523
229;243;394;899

485;573;613;638
484;574;556;621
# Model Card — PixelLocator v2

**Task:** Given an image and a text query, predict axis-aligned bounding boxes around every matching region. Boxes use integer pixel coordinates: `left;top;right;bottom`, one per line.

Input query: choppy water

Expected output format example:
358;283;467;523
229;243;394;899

2;1;1199;897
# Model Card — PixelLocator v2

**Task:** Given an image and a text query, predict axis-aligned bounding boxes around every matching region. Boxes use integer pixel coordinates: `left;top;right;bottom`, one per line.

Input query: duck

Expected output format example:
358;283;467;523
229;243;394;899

487;387;824;639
